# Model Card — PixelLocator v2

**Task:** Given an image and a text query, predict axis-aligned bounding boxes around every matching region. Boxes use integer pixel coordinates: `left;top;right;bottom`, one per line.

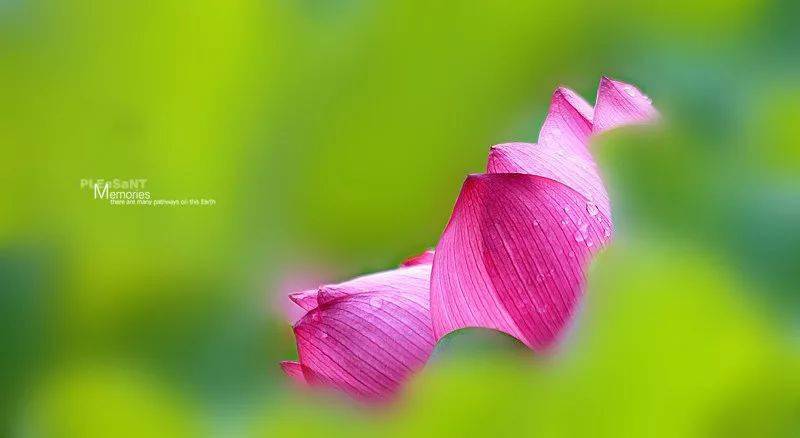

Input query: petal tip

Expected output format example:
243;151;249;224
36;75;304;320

289;289;319;311
280;360;307;384
464;173;489;189
401;249;435;267
594;75;658;133
487;143;508;161
552;86;574;100
599;75;616;87
541;86;594;138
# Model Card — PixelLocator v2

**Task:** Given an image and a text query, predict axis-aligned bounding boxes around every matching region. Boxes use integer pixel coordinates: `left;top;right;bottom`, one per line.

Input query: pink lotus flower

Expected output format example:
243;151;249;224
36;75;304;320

281;77;657;398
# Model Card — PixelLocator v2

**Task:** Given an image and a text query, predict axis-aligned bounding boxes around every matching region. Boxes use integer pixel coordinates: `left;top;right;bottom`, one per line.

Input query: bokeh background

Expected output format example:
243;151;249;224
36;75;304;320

2;0;799;436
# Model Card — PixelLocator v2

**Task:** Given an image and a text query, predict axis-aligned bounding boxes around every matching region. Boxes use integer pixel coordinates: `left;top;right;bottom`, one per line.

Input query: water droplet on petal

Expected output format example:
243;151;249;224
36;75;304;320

624;87;636;97
568;251;575;258
533;220;539;227
316;330;328;339
563;206;571;213
536;303;549;314
574;231;586;242
369;297;383;309
586;202;599;216
604;228;611;238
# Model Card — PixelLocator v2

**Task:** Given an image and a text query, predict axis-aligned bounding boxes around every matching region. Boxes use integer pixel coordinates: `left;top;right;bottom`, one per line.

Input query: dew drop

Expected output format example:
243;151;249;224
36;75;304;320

316;330;328;340
369;297;383;309
603;228;611;238
533;220;539;227
624;87;636;97
574;231;586;242
563;206;571;213
586;202;599;216
568;251;575;258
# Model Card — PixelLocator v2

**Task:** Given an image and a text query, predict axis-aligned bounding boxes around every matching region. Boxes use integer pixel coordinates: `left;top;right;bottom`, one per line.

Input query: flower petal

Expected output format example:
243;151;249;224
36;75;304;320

430;173;613;351
487;142;611;220
280;360;308;384
593;76;659;134
538;87;594;159
289;289;319;311
487;87;608;218
401;249;435;267
289;264;435;400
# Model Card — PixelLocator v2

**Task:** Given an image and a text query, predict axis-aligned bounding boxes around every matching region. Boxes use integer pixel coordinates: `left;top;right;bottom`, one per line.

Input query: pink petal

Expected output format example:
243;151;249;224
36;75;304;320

487;142;611;221
289;289;319;311
538;87;594;160
487;87;609;219
430;173;613;351
287;263;435;400
280;360;308;384
288;251;434;312
273;261;338;323
401;249;435;267
593;76;659;134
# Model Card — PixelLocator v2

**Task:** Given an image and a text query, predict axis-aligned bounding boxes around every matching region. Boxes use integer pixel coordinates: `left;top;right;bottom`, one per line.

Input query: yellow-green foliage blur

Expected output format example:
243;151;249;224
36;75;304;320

2;0;798;437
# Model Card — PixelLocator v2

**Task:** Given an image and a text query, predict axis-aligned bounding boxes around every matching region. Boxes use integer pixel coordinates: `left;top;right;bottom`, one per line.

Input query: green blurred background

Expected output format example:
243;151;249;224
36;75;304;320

2;0;799;436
